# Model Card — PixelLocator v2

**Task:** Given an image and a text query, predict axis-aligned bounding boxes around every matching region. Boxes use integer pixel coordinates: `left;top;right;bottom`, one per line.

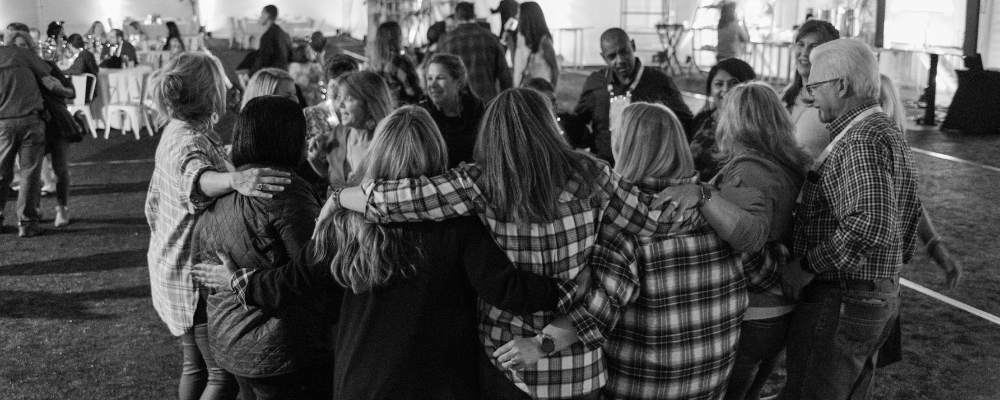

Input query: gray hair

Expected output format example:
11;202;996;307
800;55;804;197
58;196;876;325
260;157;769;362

809;39;880;101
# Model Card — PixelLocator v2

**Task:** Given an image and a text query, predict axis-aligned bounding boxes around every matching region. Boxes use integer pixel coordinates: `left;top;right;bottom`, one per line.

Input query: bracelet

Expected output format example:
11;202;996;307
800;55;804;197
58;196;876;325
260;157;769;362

926;236;941;254
330;187;344;210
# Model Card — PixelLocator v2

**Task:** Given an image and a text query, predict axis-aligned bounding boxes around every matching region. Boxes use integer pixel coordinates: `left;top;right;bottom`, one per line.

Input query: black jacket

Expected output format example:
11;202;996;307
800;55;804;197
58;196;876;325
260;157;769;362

243;217;565;399
192;165;330;378
418;91;485;168
251;24;293;75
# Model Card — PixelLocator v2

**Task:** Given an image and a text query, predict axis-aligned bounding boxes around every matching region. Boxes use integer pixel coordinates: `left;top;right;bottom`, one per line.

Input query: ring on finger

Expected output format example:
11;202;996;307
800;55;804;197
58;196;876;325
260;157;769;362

257;183;263;190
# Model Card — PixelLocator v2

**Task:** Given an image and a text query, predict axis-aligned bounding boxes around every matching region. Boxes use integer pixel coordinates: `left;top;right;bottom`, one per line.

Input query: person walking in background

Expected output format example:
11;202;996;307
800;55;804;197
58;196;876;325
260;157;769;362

437;2;512;103
368;21;423;105
418;53;485;167
781;19;840;159
573;28;693;166
716;2;750;61
0;38;60;237
192;96;333;400
144;52;292;400
251;5;293;76
688;58;756;180
778;38;922;400
511;2;559;88
491;0;519;37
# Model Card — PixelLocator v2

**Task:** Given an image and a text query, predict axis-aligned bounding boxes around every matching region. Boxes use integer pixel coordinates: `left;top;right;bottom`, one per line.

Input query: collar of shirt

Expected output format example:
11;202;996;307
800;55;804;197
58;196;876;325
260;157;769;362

637;174;699;192
825;100;879;140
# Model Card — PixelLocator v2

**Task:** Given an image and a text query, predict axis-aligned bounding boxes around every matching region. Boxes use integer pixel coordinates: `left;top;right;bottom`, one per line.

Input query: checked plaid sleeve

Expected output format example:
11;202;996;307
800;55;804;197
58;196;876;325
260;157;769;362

566;229;640;350
795;103;922;281
601;169;706;239
362;164;484;223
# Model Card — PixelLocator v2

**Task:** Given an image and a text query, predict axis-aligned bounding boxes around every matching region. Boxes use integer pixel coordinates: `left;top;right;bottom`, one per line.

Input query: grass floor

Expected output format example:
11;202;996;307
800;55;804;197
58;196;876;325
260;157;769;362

2;64;999;398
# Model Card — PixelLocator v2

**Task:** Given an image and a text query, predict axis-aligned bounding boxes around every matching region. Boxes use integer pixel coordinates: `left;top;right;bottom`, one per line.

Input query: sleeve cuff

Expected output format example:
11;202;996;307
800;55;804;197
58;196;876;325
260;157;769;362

568;305;605;350
555;279;578;314
230;269;256;309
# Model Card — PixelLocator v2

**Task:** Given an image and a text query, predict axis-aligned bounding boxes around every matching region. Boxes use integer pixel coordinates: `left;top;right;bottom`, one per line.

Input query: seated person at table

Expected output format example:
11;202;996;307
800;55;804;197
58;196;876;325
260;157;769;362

164;21;186;52
64;34;99;77
100;29;137;68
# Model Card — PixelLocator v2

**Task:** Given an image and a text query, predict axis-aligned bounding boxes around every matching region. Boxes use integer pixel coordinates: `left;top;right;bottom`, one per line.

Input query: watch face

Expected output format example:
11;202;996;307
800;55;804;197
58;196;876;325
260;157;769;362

540;337;555;353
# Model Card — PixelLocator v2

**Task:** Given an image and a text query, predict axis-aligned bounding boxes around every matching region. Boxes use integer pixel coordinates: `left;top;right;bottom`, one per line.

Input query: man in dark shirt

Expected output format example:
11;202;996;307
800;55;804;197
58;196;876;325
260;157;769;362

0;44;59;236
436;2;512;103
106;29;137;67
572;28;693;165
251;4;293;76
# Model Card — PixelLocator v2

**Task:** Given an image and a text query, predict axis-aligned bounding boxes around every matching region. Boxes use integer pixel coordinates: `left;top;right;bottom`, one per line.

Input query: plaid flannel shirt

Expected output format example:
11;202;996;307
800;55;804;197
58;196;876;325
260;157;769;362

564;176;749;399
145;120;231;336
361;163;704;399
436;23;512;102
794;102;922;281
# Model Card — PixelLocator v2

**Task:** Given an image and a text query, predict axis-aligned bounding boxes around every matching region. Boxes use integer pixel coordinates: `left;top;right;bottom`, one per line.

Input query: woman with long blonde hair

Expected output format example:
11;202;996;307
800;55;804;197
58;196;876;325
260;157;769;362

193;105;574;398
495;102;757;399
241;68;297;109
323;88;761;398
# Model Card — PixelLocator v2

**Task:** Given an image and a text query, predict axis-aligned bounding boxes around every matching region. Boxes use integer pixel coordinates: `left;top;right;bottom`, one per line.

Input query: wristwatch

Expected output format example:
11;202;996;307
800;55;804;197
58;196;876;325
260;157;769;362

696;184;713;208
536;333;555;355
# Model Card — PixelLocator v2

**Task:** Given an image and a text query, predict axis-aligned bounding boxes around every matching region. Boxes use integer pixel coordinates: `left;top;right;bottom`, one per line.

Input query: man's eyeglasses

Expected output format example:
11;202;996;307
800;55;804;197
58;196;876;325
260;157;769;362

805;78;841;96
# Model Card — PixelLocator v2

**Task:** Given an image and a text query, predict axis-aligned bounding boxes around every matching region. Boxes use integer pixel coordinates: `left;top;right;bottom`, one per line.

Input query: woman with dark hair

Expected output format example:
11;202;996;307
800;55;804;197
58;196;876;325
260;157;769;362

716;2;749;61
145;52;291;400
192;96;332;400
326;88;757;399
164;21;186;52
43;21;67;62
307;70;394;189
512;2;559;88
418;53;484;167
688;58;756;180
368;21;422;105
193;105;582;398
781;19;839;158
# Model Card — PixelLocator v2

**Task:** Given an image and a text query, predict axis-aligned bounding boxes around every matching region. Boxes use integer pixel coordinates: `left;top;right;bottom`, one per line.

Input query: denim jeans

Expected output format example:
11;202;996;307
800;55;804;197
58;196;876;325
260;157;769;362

179;299;239;400
778;279;900;400
724;313;792;400
0;115;45;225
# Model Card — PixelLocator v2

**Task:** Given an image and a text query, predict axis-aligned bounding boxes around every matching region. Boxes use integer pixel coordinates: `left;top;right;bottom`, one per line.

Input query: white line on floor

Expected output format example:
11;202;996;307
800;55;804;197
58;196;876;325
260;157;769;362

910;148;1000;173
68;159;155;167
901;278;1000;326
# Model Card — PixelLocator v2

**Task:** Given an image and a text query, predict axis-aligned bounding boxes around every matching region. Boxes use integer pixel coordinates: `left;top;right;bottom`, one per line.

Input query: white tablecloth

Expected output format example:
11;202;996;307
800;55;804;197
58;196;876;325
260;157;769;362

90;66;154;127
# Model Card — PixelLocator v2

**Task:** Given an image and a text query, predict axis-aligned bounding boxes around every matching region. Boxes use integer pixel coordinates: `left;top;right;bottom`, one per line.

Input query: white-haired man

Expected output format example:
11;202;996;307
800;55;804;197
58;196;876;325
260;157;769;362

778;38;922;399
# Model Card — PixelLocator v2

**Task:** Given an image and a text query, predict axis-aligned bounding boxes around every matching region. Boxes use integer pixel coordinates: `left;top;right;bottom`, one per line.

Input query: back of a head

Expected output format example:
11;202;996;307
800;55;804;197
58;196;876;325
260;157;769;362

310;31;326;51
521;77;554;93
263;5;279;21
455;2;476;21
717;82;810;172
150;52;226;128
7;22;30;34
339;70;395;134
315;105;444;294
810;38;880;101
111;29;124;40
326;54;360;81
475;88;600;223
232;96;306;169
46;21;62;39
706;58;756;96
519;2;551;52
291;45;310;63
243;68;294;109
372;21;403;68
615;102;693;182
879;74;907;134
427;21;446;45
68;34;85;49
358;105;448;182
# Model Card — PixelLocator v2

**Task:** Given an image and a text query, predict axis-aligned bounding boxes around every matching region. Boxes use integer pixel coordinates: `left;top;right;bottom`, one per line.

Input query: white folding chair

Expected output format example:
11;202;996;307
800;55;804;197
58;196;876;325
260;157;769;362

104;71;152;140
66;74;99;138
